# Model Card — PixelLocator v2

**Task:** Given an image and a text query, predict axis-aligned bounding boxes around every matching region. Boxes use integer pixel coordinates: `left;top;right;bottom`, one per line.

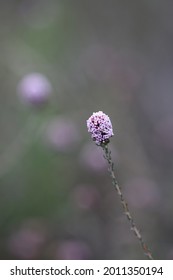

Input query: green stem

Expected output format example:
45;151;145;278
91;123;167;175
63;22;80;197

102;144;153;260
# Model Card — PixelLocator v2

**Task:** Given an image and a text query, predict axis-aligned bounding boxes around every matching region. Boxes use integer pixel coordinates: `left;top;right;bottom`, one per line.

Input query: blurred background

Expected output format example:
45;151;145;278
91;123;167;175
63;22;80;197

0;0;173;260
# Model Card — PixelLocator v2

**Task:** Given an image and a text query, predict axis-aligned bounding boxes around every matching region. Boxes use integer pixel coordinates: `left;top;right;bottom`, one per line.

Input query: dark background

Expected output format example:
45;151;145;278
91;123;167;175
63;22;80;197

0;0;173;259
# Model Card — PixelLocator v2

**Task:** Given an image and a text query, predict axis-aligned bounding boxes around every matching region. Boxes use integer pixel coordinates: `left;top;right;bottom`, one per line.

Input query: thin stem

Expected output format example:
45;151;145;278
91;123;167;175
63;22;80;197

102;144;153;260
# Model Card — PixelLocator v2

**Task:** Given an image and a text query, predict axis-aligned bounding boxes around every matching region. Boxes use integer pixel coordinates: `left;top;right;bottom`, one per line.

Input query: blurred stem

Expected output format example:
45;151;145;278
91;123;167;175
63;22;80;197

102;144;153;260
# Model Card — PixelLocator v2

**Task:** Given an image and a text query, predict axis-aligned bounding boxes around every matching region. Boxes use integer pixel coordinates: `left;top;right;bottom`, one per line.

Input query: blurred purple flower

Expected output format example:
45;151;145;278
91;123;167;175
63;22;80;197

80;142;118;172
44;117;81;152
79;142;107;172
17;73;52;106
7;219;46;259
72;184;100;210
87;111;114;146
55;240;91;260
124;178;160;209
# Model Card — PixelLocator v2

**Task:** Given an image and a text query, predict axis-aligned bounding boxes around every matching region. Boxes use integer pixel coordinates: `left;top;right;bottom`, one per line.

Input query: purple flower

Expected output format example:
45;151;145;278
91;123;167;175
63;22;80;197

44;117;81;152
55;240;91;260
17;73;52;106
87;111;114;145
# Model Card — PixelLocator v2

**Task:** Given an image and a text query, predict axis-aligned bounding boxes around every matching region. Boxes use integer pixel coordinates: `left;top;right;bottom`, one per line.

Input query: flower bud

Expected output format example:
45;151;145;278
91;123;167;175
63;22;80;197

87;111;114;146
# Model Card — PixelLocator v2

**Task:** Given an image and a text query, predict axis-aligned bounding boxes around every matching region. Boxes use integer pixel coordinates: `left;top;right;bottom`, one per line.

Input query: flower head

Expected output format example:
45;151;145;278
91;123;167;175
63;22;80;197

17;73;52;106
87;111;114;146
